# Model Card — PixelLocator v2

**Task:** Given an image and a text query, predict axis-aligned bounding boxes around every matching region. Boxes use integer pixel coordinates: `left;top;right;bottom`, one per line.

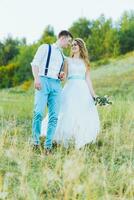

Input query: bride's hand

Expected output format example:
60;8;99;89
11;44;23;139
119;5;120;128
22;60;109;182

58;71;66;81
92;95;98;101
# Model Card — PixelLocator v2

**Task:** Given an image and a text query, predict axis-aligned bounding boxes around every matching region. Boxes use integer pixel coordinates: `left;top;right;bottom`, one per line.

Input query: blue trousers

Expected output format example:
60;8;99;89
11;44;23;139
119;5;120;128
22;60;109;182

32;76;62;149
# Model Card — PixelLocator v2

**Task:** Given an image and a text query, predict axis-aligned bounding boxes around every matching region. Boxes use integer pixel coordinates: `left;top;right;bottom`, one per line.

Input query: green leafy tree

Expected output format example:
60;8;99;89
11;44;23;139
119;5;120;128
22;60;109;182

69;18;91;40
0;42;4;66
119;10;134;53
39;25;56;44
2;36;20;65
87;15;120;60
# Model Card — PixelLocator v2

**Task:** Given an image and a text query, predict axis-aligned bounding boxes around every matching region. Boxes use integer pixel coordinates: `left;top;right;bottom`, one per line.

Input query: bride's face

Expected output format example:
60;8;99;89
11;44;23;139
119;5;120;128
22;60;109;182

71;41;80;54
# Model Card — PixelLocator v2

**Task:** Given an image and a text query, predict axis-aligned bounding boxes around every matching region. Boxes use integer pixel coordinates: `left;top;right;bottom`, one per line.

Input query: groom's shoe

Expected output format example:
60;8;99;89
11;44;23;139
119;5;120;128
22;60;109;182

52;141;58;148
43;148;52;156
32;144;41;154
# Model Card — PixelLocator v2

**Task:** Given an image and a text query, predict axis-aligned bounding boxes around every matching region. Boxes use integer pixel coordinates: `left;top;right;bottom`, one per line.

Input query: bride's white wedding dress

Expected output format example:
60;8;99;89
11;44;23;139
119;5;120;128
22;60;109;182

41;57;100;149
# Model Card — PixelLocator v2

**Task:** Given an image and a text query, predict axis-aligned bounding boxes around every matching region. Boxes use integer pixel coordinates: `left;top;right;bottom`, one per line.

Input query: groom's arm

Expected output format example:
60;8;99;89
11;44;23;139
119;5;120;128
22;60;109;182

32;66;41;90
31;44;47;90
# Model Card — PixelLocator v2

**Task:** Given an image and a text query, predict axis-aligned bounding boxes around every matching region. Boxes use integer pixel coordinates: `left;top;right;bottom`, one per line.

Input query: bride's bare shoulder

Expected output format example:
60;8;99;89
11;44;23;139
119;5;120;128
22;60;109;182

65;56;72;60
64;57;72;63
65;57;74;62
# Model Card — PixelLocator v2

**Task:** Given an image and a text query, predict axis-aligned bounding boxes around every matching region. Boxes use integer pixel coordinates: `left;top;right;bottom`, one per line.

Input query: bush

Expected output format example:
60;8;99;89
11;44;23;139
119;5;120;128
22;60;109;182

20;80;32;91
0;63;19;88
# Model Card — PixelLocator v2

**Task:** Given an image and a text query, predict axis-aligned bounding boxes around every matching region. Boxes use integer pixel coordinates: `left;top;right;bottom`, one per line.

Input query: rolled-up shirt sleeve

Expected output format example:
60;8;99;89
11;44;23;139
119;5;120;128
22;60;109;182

31;44;47;67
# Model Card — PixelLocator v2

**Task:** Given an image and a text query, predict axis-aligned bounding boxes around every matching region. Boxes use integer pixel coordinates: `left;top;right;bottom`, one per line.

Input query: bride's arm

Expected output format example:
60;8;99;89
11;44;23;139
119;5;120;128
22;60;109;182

85;68;97;99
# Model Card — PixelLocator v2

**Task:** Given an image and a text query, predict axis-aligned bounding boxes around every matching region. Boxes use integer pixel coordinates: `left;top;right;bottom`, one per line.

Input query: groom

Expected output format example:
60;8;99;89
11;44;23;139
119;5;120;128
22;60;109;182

31;30;73;154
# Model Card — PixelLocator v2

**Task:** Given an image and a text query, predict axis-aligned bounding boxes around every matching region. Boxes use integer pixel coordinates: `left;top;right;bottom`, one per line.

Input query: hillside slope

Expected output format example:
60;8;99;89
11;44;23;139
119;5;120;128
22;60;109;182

0;53;134;200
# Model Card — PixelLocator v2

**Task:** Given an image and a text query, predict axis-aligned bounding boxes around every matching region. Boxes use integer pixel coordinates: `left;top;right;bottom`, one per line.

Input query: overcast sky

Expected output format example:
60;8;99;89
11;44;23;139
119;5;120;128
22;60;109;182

0;0;134;43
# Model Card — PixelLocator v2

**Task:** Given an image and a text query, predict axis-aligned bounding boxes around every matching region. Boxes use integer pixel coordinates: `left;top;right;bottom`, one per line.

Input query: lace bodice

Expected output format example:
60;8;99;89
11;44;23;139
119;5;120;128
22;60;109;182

67;57;86;77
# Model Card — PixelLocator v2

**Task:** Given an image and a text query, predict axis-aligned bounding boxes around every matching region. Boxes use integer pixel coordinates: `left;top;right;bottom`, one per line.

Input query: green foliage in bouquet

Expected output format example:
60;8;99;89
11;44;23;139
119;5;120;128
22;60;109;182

94;95;112;106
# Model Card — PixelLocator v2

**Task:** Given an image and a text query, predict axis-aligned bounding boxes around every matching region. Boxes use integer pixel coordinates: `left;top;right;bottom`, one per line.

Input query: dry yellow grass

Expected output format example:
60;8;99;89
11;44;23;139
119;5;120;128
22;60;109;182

0;53;134;199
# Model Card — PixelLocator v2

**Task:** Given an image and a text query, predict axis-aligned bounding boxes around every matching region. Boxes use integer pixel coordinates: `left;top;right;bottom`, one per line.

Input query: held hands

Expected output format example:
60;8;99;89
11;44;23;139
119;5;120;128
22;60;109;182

34;77;41;90
58;71;66;81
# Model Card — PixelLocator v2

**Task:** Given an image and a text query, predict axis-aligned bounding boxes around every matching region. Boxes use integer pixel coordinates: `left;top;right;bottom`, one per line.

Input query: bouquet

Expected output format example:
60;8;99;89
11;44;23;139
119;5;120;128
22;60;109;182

94;95;112;106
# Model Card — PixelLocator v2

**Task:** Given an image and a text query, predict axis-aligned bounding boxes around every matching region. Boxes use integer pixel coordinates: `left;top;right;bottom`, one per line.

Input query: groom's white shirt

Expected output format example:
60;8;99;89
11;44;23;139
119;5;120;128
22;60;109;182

31;43;64;79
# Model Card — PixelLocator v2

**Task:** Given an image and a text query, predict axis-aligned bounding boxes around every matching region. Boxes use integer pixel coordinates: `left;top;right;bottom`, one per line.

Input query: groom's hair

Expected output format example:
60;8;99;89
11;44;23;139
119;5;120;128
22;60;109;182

58;30;73;39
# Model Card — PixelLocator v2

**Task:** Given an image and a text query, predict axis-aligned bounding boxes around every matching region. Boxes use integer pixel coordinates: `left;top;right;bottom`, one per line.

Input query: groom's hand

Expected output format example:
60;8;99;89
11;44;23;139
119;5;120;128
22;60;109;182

58;71;65;81
34;78;41;90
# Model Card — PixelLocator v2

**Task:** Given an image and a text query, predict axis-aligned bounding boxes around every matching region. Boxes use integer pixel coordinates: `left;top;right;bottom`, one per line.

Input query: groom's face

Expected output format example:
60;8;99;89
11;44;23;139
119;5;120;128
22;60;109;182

61;36;72;48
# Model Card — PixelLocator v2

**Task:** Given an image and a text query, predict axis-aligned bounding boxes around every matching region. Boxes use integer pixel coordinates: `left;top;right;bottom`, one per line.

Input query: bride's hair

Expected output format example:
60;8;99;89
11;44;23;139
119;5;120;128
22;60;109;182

71;38;90;69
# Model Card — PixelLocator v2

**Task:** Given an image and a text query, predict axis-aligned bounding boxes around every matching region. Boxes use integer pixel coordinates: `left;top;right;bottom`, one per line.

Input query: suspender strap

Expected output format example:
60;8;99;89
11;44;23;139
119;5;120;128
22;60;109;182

58;51;65;76
44;44;51;76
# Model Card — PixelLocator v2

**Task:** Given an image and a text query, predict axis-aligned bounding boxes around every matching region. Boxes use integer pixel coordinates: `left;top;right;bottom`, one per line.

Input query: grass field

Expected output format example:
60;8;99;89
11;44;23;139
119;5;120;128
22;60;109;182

0;52;134;200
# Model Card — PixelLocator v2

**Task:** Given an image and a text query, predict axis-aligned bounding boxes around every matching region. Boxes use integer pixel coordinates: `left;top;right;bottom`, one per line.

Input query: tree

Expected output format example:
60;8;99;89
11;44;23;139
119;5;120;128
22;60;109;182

0;42;4;66
69;18;91;40
39;25;56;44
2;36;20;65
118;10;134;53
87;15;120;60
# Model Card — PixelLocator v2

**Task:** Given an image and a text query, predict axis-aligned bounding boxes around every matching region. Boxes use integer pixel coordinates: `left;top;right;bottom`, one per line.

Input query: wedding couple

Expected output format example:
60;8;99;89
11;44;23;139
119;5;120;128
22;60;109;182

31;30;100;154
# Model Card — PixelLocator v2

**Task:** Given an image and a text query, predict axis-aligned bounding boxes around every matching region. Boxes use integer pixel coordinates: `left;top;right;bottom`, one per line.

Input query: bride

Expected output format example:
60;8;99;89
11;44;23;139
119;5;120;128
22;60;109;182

41;38;100;149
